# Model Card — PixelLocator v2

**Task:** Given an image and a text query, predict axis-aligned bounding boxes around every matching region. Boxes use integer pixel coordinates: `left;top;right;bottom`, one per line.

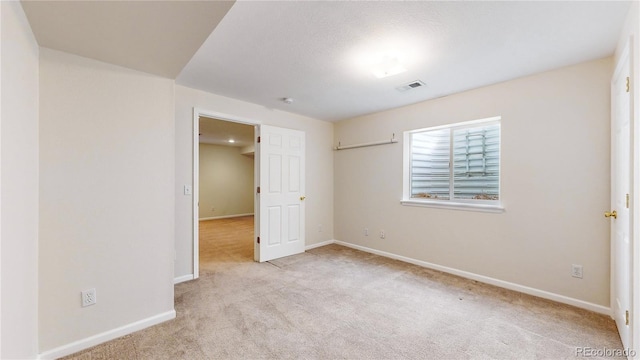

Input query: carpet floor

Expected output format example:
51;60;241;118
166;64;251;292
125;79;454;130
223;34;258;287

62;217;623;359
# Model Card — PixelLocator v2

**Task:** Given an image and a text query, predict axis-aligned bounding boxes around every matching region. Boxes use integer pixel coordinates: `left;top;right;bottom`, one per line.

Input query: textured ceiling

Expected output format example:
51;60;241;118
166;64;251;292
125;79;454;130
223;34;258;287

20;1;632;122
21;0;235;78
177;1;631;121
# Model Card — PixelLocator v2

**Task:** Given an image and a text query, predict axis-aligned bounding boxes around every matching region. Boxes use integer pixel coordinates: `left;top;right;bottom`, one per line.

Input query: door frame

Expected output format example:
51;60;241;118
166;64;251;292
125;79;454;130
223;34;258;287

192;107;260;279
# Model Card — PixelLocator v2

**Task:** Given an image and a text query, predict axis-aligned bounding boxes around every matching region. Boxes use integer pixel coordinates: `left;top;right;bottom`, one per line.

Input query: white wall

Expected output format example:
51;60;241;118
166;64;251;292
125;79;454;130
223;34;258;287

175;85;334;278
0;1;40;358
39;49;175;355
334;58;612;308
615;1;640;353
199;143;254;219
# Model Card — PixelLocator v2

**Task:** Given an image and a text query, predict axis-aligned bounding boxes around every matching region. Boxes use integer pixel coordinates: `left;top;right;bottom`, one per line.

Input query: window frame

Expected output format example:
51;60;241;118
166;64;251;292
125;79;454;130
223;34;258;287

401;116;504;213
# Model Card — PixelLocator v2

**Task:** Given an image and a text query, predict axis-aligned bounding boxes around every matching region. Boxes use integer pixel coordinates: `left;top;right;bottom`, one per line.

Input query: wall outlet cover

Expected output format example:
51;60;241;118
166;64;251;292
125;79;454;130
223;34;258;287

571;264;583;279
82;288;97;307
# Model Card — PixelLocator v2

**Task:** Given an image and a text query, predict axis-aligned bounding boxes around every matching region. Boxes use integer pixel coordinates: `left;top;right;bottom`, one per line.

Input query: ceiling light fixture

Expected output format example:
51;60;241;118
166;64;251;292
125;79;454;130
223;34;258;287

228;139;235;143
282;97;294;104
371;56;407;79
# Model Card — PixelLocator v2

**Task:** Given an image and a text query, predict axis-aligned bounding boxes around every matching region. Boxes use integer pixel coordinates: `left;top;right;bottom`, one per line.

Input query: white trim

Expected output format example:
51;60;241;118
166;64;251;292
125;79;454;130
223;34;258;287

199;213;254;221
38;310;176;360
194;108;262;127
174;274;194;284
254;125;261;261
192;108;261;279
330;240;611;316
407;116;501;134
192;109;199;279
305;239;336;251
403;116;502;209
400;199;505;213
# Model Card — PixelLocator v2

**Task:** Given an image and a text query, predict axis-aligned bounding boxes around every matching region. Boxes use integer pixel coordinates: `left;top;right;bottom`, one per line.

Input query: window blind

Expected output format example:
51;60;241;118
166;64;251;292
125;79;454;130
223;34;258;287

410;128;451;199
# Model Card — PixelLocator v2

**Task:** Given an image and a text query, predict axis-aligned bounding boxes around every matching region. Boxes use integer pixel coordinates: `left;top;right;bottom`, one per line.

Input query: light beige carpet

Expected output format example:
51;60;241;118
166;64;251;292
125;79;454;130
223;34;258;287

62;243;623;359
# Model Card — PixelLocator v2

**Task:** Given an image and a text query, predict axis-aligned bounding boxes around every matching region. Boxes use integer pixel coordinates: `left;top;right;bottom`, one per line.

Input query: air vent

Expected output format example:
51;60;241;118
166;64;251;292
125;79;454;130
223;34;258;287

396;80;426;92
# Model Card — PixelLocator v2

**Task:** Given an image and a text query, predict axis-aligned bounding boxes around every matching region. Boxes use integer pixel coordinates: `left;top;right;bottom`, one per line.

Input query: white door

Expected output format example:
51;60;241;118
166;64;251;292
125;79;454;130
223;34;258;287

610;44;631;349
255;125;305;262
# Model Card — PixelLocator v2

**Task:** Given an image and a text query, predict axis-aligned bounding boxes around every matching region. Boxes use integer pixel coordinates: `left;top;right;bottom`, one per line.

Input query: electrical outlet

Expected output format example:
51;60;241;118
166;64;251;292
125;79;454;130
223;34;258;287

364;228;369;236
380;230;385;239
571;264;583;279
211;207;215;212
82;288;97;307
183;185;192;195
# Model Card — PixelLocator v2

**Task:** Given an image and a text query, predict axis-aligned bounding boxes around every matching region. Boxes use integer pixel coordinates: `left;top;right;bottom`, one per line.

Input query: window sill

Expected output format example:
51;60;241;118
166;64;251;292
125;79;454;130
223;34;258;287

400;199;505;213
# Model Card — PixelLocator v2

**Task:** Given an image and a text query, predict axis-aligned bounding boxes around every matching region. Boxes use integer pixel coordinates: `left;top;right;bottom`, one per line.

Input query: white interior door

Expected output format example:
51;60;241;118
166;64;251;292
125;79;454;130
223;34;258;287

611;44;632;349
255;125;305;262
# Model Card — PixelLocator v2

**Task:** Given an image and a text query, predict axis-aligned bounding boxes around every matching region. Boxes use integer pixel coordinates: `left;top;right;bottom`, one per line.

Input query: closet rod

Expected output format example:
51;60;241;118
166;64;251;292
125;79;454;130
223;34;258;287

334;134;398;151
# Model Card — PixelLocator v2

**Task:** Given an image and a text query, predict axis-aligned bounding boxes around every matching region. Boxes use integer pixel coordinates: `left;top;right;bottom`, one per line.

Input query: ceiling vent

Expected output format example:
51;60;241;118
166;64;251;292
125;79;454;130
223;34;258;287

396;80;426;92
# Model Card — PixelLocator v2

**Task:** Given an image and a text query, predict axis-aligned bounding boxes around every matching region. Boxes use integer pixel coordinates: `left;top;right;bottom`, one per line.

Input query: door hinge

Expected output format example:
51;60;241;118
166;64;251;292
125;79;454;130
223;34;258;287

626;310;630;325
257;236;260;244
626;193;630;208
626;77;630;93
257;186;261;194
257;136;261;143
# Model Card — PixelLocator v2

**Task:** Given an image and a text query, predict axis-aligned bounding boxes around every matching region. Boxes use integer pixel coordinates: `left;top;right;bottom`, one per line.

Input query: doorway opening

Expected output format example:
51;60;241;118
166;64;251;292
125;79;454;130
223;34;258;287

192;108;307;277
193;109;260;278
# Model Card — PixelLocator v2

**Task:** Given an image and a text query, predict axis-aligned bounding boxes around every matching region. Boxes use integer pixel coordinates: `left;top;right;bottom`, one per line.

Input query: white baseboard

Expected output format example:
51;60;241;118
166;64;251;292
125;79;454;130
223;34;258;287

38;310;176;360
330;240;611;316
174;274;194;284
199;213;254;221
305;239;336;250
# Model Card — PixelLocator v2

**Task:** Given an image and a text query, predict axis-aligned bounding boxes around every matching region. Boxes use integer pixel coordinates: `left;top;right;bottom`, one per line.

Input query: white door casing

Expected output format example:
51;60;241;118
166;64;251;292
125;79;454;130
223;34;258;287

256;125;306;262
191;108;260;279
611;43;632;350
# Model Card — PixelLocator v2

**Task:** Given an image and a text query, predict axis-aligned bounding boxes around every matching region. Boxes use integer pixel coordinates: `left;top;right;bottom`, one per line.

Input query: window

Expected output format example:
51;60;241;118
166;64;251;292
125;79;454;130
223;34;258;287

402;117;502;212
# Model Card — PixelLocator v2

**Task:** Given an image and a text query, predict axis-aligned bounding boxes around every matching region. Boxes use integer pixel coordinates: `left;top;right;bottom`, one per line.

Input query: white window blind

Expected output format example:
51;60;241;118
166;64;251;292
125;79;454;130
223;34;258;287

409;119;500;202
410;128;451;199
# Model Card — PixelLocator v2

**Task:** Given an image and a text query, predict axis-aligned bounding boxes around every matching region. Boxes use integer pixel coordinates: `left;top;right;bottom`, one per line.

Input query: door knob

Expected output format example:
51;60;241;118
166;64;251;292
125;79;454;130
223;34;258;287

605;210;617;219
300;196;306;201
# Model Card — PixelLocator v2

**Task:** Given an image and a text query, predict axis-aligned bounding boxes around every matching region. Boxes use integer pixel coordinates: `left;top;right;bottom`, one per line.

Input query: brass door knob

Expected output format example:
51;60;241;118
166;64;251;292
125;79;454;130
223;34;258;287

605;210;618;219
300;196;306;201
